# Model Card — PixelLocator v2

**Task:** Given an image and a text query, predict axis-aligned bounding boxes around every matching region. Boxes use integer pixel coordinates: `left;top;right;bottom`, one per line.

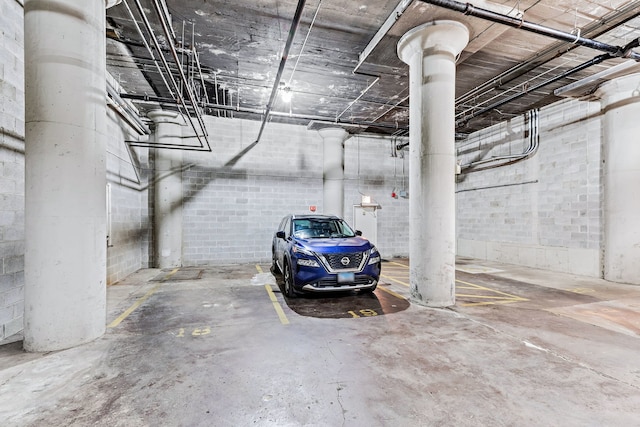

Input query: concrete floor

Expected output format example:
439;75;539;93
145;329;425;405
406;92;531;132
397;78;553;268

2;258;640;426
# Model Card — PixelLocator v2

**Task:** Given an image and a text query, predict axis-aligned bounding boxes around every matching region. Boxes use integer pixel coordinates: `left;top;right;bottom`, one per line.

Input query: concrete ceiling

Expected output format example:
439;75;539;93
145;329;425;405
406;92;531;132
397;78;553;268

105;0;640;139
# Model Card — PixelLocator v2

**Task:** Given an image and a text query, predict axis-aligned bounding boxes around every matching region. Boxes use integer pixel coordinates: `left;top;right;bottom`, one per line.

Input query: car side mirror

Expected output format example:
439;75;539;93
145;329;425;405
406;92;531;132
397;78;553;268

276;231;286;239
355;230;362;236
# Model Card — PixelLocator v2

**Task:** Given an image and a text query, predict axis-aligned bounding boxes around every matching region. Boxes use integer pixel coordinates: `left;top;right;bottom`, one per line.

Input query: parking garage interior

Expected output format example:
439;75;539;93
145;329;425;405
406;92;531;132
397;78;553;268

2;0;640;425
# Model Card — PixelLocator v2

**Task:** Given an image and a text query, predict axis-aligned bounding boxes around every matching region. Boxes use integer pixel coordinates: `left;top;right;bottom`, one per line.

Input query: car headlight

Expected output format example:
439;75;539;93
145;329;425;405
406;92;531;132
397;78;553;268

368;246;381;265
293;245;320;267
293;245;314;257
297;258;320;267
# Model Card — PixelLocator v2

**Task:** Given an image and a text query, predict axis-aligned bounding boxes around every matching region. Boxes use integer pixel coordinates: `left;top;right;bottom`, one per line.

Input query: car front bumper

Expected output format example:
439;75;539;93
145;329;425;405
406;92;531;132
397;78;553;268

301;279;378;292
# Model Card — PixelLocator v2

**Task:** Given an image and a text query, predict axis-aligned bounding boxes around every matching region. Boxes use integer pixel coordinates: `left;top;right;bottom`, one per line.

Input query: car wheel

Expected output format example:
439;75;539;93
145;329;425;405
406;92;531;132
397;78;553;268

271;248;281;275
283;262;296;298
363;283;377;293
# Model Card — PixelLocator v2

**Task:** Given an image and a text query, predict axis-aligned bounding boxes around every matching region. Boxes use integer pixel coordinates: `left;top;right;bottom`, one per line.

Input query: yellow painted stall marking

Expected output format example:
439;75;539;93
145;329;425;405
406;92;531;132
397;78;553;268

107;268;179;328
455;278;528;306
377;285;407;300
265;285;290;325
380;262;527;307
381;274;410;287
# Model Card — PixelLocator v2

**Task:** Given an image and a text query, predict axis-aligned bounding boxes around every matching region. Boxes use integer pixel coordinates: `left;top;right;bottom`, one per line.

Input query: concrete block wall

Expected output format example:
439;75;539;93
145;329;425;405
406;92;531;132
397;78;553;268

0;0;24;343
106;106;152;284
344;135;410;258
456;98;603;277
182;116;324;265
180;119;411;264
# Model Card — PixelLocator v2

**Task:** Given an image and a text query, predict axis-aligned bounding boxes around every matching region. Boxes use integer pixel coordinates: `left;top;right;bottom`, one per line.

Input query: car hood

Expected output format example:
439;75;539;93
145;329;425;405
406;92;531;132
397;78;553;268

295;237;373;253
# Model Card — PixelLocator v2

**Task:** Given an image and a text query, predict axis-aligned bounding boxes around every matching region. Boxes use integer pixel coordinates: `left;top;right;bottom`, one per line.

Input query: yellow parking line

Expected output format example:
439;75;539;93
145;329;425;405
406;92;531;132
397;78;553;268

108;267;181;328
265;285;290;325
381;270;527;306
456;279;528;301
377;285;407;300
257;265;289;325
387;261;409;268
381;274;410;287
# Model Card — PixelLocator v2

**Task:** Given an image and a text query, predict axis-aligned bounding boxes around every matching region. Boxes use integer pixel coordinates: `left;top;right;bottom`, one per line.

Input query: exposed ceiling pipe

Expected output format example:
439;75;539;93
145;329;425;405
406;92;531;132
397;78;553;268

287;0;323;87
122;0;174;99
456;2;640;106
336;76;381;120
149;0;211;148
128;0;211;151
460;108;540;172
418;0;640;61
254;0;307;144
457;53;612;127
119;93;409;133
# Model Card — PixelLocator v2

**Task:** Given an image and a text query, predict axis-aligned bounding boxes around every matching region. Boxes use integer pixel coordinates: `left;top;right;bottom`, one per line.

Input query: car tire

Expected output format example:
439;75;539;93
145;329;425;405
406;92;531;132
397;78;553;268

283;262;296;298
363;284;377;293
271;248;281;275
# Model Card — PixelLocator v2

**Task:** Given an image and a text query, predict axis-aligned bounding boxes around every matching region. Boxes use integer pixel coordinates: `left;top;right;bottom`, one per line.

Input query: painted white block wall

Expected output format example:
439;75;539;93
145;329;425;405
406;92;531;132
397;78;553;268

180;118;411;265
456;98;603;277
181;116;324;265
344;135;410;258
105;105;152;285
0;0;24;343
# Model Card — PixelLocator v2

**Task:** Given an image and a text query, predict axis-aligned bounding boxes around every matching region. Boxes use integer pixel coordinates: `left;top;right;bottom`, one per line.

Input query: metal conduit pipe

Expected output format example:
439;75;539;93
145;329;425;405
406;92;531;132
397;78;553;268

129;0;211;151
149;0;211;147
120;93;410;133
460;108;539;172
254;0;307;144
456;53;612;127
122;0;174;99
418;0;640;61
455;2;640;106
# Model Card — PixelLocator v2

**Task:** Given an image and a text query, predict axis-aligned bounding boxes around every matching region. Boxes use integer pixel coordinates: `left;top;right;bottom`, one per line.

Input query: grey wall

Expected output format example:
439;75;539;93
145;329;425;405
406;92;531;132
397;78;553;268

0;0;25;343
456;99;603;277
105;100;152;285
180;120;410;265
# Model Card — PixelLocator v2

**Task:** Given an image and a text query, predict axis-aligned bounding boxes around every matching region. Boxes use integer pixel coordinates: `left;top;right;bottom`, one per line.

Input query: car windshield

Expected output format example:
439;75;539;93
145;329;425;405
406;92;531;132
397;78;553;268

292;218;356;239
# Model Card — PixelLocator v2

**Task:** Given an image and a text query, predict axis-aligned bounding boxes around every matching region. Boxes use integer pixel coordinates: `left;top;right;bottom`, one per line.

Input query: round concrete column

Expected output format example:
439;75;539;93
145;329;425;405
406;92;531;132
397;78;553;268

24;0;108;351
398;21;468;307
596;74;640;284
319;127;348;217
149;110;185;269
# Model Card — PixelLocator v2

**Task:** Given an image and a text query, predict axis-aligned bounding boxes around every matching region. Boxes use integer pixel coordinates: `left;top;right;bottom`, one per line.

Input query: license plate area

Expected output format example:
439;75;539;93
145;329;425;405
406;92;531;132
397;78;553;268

337;272;355;283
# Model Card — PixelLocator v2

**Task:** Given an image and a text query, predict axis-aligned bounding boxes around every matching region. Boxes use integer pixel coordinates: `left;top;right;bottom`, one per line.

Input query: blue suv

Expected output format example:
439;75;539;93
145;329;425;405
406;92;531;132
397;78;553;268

272;214;381;297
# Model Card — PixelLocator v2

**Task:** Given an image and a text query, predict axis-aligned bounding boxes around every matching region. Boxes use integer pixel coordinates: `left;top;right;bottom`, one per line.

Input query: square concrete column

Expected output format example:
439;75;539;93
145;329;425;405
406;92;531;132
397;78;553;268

398;21;468;307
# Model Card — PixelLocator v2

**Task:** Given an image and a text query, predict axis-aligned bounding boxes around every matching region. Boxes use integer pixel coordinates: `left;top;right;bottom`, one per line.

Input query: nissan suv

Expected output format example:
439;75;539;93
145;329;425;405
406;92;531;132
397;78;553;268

271;214;381;297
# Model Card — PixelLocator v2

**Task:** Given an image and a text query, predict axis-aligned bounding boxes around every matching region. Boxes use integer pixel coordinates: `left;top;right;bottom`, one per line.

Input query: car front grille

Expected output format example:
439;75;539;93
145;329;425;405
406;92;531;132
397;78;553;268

316;275;374;287
318;252;367;273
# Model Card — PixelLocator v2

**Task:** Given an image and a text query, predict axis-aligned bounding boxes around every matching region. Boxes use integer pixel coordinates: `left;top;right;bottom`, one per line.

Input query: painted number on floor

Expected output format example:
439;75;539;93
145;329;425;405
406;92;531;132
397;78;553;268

176;327;211;337
348;309;379;318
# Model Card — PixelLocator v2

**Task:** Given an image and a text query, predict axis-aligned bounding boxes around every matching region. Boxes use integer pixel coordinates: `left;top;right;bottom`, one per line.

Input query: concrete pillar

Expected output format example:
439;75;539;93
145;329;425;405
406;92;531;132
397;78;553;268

596;73;640;285
319;127;348;217
149;110;185;269
397;21;469;307
23;0;108;351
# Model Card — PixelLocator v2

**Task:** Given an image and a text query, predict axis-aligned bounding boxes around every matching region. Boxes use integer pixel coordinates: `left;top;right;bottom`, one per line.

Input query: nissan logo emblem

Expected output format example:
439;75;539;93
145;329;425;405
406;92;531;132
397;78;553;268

340;257;350;266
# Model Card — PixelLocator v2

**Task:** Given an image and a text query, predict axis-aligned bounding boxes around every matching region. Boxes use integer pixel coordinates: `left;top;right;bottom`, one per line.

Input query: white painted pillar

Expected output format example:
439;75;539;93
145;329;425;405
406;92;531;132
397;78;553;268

596;74;640;285
24;0;108;351
397;21;469;307
148;110;185;269
319;127;348;217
